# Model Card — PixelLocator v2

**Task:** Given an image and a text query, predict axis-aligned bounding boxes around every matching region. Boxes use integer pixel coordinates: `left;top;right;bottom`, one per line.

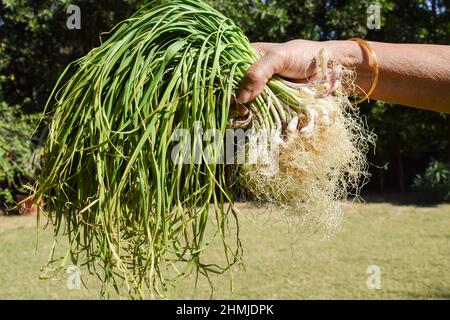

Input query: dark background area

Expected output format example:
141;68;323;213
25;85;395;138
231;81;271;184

0;0;449;200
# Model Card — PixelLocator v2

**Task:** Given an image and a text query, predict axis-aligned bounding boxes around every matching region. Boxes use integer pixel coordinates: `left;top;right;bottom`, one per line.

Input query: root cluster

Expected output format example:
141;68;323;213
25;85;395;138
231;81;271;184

236;49;376;236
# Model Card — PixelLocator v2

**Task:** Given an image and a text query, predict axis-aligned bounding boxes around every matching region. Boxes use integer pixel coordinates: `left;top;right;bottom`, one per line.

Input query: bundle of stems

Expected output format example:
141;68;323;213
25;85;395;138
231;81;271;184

33;0;373;298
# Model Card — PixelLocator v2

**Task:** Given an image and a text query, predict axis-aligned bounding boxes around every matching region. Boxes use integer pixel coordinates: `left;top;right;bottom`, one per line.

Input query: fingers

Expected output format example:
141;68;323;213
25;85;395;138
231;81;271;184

237;50;284;103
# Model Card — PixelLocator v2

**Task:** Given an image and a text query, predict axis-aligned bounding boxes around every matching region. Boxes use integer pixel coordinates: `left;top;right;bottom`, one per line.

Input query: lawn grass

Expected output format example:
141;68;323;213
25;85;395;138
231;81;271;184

0;201;449;299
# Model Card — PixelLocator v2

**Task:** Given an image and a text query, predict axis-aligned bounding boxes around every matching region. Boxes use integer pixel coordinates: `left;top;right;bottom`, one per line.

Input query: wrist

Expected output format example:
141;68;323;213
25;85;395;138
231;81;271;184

326;40;373;94
326;40;363;68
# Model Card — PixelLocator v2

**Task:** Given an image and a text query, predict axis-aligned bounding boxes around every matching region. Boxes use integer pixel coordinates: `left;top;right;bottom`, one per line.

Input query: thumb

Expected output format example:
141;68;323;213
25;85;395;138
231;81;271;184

237;51;284;104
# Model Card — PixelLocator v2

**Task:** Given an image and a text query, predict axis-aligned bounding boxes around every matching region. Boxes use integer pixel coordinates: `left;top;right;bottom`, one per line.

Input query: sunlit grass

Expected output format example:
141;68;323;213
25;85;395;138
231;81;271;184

1;202;449;299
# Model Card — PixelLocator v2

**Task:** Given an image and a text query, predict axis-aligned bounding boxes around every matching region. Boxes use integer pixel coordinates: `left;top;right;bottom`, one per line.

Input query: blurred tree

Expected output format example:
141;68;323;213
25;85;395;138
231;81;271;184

0;0;147;112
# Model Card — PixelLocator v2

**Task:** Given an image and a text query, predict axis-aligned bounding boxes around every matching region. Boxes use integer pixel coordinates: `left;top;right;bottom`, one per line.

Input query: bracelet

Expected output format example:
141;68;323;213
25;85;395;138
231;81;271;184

349;38;379;104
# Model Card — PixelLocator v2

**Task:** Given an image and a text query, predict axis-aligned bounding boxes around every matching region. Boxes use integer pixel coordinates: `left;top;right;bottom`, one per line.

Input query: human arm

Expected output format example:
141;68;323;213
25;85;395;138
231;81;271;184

237;40;450;113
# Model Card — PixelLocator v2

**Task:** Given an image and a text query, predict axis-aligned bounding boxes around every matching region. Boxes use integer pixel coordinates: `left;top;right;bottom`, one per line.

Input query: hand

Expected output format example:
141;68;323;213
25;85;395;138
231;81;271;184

237;40;329;104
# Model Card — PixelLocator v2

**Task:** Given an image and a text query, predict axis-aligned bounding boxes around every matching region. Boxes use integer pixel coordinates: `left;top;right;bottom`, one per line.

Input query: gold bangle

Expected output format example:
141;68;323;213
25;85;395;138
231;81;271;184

349;38;379;104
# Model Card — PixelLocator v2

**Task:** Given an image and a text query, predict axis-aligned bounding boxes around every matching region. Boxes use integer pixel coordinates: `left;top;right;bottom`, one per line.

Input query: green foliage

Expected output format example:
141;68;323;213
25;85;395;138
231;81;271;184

413;160;450;201
207;0;397;41
0;102;42;205
0;0;147;111
206;0;290;41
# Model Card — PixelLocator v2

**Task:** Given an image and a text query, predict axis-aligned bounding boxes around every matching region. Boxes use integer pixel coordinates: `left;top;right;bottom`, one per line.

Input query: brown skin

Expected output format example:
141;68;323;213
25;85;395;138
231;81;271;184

235;40;450;114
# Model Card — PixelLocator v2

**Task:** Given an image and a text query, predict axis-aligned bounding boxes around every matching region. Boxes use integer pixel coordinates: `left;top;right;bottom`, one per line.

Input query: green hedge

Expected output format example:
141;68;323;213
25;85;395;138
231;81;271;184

0;102;42;205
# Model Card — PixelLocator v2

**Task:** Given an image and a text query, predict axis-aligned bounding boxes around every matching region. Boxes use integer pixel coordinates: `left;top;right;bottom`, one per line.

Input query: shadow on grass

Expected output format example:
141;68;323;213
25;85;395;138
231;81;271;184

405;288;450;300
357;192;449;208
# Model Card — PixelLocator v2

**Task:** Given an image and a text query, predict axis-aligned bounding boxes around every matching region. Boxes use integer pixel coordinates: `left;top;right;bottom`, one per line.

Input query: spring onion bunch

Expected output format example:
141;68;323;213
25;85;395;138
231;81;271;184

33;0;373;298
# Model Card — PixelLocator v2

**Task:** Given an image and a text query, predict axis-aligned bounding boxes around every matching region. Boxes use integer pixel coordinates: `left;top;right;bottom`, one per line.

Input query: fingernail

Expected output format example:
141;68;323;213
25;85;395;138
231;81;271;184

237;89;252;104
238;104;249;117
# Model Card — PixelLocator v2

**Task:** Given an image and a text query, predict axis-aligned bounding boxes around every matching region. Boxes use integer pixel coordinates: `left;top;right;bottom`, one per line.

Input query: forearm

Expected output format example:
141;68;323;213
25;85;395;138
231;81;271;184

328;40;450;113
